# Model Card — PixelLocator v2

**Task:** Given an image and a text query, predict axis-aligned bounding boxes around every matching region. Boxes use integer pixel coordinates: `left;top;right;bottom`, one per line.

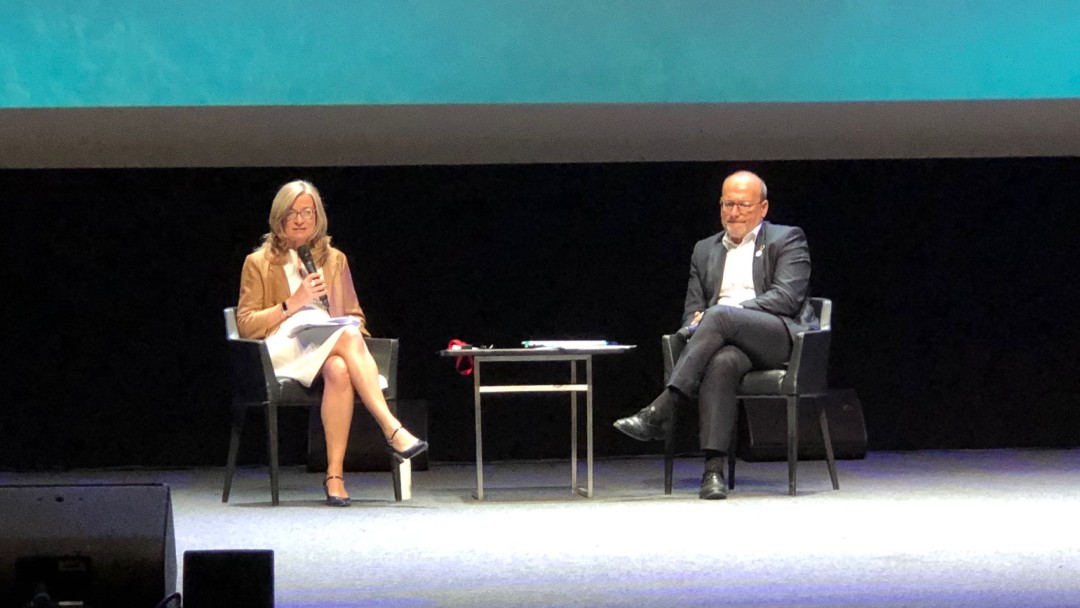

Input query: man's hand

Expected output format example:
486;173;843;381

690;311;703;327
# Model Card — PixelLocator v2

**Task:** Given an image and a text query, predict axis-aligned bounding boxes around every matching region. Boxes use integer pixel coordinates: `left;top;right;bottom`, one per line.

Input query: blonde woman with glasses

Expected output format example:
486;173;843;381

236;180;427;507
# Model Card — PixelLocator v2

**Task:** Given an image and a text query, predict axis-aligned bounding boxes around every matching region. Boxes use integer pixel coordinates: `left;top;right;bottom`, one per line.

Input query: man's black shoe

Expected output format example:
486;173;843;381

699;470;727;500
612;405;670;442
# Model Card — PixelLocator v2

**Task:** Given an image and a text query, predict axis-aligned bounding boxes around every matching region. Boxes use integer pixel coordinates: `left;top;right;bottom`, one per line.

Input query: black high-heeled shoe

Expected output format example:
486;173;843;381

323;475;351;507
386;427;429;461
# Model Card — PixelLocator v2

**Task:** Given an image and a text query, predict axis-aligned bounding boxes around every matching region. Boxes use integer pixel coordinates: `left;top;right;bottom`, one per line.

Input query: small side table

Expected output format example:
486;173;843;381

439;346;635;499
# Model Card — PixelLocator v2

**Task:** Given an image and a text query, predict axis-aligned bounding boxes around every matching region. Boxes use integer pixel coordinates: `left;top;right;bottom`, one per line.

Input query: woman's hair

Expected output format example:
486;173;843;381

259;180;332;265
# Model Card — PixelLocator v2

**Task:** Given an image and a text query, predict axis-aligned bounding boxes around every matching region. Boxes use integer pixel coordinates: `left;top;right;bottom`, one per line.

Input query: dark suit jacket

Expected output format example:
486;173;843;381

682;221;818;341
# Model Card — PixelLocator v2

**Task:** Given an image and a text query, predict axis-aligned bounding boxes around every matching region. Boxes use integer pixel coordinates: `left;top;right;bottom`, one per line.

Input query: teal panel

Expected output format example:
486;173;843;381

2;0;1079;107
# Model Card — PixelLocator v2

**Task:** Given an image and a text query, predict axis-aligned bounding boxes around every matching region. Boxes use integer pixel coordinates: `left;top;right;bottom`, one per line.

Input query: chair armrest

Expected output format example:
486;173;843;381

783;328;831;395
365;337;400;401
226;337;279;405
661;333;688;384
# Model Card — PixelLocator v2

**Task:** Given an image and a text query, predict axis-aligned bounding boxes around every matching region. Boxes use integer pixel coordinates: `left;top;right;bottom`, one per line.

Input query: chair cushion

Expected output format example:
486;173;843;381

277;379;323;405
275;375;388;407
738;369;788;395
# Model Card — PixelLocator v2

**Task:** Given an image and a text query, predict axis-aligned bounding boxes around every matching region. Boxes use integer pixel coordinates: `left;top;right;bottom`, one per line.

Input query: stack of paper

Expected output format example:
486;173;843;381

522;340;612;348
289;316;362;339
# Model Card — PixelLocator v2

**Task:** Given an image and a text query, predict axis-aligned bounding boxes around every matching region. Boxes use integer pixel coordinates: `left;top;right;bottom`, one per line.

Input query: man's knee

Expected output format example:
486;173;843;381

705;346;751;378
699;305;741;334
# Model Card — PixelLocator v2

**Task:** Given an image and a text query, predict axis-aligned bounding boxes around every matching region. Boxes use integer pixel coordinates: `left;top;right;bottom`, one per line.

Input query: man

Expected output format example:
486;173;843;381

614;171;817;499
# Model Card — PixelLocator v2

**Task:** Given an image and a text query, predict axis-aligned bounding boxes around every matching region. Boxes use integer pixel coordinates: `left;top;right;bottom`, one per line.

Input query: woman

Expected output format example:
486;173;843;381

237;180;427;506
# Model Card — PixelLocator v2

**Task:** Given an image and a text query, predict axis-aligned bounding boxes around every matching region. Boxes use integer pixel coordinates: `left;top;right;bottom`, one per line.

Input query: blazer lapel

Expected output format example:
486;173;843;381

706;234;728;305
752;221;769;294
270;262;291;304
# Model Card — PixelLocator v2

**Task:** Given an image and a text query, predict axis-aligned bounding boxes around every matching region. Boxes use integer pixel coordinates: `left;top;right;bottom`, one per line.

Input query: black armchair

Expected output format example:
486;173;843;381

221;307;405;505
661;297;839;496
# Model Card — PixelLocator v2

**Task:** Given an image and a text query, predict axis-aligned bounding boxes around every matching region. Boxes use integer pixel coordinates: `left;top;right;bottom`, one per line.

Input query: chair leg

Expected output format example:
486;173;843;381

818;400;840;490
727;405;738;491
663;407;677;495
386;398;404;501
265;404;280;506
391;455;403;501
787;396;798;496
222;406;247;503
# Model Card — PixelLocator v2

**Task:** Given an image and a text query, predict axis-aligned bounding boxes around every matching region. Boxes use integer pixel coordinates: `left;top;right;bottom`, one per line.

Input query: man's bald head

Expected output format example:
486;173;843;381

722;171;767;202
719;171;769;244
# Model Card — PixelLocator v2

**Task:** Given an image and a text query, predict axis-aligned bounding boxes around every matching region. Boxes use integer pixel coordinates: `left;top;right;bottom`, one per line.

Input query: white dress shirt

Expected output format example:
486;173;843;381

716;224;762;307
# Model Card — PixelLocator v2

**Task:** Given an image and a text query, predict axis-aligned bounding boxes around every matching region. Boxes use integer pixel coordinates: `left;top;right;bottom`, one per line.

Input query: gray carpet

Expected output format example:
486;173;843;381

3;450;1079;607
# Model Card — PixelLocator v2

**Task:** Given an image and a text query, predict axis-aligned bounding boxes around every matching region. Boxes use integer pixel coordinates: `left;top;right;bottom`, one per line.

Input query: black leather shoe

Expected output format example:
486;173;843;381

699;470;727;500
613;405;670;442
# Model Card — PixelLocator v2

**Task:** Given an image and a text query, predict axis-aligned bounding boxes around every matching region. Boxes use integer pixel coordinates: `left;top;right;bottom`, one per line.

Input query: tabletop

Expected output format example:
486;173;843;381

439;345;636;357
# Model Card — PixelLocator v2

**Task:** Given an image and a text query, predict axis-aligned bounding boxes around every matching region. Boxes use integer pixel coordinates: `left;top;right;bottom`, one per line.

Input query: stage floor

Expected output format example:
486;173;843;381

3;449;1079;607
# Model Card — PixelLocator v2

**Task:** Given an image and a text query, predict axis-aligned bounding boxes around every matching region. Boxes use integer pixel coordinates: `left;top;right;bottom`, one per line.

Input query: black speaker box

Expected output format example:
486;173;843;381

308;399;429;472
736;388;868;461
183;550;274;608
0;483;176;608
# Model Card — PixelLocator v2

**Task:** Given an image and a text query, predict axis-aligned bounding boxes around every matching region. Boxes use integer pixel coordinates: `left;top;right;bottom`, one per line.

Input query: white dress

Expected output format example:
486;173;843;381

263;250;385;389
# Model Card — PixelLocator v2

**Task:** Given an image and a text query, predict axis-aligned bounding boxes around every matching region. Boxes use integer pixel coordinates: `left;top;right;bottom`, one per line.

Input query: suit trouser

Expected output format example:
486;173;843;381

667;305;792;452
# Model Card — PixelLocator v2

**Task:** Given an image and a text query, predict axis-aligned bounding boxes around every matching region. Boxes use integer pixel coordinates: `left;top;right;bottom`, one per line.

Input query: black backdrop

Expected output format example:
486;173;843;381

4;157;1079;469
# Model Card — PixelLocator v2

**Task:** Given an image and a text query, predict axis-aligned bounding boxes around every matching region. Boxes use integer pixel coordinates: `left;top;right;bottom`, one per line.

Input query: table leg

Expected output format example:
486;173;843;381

474;360;484;500
586;355;594;498
570;359;578;493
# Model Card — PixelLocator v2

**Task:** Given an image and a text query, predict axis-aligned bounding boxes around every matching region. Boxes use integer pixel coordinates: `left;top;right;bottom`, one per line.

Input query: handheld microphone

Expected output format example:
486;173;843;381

296;244;330;310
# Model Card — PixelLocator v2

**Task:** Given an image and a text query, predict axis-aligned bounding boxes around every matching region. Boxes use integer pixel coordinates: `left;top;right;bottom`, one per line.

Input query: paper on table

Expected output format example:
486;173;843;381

288;316;362;339
522;340;613;348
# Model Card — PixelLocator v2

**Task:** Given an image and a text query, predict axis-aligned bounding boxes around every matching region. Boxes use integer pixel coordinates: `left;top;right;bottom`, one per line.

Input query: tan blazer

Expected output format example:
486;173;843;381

236;246;368;340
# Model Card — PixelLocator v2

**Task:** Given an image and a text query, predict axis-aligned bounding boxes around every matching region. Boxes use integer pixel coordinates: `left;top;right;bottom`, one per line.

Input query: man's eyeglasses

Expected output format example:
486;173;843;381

284;208;316;222
720;199;764;211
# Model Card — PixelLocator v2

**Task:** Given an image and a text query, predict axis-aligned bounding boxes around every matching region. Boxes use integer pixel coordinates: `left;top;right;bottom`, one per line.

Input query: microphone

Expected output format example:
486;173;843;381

296;244;330;310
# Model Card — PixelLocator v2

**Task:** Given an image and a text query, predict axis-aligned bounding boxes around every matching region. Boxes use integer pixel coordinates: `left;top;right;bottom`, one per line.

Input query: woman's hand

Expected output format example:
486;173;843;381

289;271;328;309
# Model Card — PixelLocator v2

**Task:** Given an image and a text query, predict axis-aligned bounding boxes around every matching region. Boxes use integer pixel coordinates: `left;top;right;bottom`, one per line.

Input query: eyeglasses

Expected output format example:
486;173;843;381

284;208;316;222
720;199;764;211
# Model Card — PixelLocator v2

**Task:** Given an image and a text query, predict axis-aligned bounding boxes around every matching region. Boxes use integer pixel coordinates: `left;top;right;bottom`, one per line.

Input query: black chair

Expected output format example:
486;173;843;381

661;297;839;496
221;307;405;505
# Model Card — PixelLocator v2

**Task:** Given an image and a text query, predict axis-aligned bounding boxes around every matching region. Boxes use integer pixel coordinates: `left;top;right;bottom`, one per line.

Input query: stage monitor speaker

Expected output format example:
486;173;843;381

0;483;176;608
737;388;868;462
183;550;274;608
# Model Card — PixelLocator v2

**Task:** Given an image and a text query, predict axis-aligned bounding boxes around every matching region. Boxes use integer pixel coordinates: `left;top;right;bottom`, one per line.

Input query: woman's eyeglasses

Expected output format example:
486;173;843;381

284;208;316;222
